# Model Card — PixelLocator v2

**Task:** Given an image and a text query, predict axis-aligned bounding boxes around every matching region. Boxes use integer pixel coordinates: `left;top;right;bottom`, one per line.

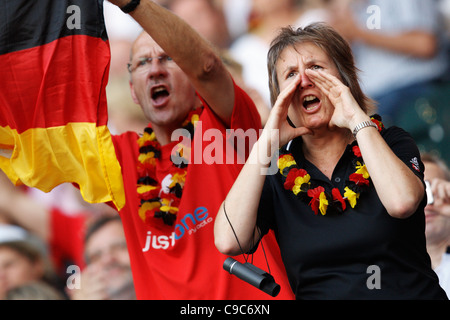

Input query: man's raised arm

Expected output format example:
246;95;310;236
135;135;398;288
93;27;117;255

109;0;235;124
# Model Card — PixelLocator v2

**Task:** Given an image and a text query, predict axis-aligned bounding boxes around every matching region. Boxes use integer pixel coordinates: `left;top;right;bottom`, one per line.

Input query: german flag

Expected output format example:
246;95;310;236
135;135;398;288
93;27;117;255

0;0;125;209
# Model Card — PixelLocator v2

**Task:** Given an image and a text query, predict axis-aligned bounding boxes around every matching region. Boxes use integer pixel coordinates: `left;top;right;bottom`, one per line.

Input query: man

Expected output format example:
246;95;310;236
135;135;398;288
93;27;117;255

68;215;136;300
423;153;450;296
106;0;293;299
0;171;135;300
0;225;48;300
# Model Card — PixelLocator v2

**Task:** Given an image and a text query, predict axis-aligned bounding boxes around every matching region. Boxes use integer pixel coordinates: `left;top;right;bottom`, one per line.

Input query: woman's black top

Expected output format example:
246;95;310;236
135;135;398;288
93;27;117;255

257;126;448;299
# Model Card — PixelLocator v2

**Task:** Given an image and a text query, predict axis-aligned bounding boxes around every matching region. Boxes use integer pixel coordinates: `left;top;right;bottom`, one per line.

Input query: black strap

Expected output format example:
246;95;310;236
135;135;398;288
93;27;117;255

120;0;140;14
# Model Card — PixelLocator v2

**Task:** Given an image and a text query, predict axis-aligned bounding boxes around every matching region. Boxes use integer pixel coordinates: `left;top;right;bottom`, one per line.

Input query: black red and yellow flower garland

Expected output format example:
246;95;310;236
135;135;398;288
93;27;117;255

278;115;384;216
136;108;202;226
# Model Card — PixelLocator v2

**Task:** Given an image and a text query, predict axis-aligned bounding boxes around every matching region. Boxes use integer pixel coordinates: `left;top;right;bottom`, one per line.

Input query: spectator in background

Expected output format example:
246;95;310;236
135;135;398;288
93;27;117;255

5;281;66;300
230;0;331;108
168;0;231;49
0;225;61;299
0;171;135;300
423;153;450;296
0;170;87;277
332;0;449;126
219;0;253;41
439;0;450;39
67;215;135;300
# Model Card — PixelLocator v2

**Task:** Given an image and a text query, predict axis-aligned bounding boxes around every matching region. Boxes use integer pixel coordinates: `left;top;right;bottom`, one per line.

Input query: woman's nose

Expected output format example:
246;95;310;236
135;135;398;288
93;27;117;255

299;72;314;90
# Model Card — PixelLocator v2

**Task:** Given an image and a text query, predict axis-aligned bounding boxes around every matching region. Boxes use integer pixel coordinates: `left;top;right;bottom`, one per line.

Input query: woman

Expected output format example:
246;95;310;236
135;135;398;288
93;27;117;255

214;23;448;299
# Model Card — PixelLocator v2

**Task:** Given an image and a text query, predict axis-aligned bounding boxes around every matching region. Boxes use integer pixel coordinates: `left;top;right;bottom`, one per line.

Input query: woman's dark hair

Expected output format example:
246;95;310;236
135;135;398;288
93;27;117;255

267;23;375;113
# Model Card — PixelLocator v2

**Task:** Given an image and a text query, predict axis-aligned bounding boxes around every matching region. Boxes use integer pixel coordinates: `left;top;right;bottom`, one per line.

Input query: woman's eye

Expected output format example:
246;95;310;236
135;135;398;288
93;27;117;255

287;72;297;78
311;65;322;70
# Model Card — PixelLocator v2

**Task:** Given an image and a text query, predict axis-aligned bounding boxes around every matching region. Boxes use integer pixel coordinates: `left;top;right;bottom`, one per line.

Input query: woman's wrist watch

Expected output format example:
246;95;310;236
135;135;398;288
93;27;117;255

352;120;377;138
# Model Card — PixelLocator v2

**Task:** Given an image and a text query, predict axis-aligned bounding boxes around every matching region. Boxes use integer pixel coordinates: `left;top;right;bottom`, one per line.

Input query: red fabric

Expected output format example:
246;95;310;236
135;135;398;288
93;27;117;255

0;33;125;210
112;84;294;300
0;35;109;133
49;208;86;275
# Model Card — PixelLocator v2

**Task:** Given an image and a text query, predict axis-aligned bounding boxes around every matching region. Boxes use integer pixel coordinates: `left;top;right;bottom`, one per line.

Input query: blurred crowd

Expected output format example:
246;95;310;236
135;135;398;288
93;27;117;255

106;0;450;160
1;0;449;299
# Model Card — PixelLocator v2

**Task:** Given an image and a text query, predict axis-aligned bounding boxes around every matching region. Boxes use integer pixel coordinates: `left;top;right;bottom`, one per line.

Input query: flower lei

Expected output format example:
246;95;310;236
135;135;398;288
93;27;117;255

278;115;384;216
136;108;202;226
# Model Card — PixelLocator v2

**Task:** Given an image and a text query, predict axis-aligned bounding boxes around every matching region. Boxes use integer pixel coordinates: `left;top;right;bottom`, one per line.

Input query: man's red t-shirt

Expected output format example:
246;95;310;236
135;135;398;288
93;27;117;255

112;83;294;299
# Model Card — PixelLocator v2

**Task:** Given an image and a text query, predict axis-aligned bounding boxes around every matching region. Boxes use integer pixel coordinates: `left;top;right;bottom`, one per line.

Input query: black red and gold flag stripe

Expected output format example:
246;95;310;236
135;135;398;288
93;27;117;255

0;0;125;209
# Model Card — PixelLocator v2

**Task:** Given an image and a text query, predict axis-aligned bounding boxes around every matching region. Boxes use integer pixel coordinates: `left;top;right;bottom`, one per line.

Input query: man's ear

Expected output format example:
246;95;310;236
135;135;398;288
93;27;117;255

129;80;140;105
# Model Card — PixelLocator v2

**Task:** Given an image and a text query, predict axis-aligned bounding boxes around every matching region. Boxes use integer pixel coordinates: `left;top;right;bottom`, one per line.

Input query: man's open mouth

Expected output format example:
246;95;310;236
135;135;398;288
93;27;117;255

151;85;170;105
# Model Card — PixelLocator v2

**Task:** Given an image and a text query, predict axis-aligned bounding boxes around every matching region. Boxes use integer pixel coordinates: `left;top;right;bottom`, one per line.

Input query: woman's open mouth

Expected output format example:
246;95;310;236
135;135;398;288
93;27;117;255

302;95;321;112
